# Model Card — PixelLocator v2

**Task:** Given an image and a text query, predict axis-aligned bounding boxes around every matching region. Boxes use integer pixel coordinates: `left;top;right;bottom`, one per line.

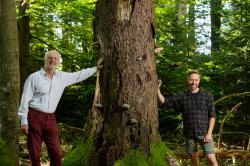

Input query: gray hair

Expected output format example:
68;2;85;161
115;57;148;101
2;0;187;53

44;50;62;64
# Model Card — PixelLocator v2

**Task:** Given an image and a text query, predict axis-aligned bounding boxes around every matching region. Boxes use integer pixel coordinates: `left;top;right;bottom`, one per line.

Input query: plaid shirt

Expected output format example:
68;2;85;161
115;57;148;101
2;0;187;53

163;88;216;137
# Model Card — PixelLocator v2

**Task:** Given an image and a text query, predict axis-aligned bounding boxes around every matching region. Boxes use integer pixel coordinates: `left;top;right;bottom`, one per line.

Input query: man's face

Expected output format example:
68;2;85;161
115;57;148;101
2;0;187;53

187;73;200;91
45;53;60;71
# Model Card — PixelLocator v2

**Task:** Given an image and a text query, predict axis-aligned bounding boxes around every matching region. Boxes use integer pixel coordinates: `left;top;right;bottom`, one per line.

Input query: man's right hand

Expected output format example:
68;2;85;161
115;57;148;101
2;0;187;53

21;0;28;6
21;125;29;134
97;57;104;70
157;80;165;104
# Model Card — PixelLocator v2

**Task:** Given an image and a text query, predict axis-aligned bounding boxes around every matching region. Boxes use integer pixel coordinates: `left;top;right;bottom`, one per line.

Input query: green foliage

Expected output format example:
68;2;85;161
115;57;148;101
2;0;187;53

114;150;150;166
23;0;97;71
63;138;93;166
151;142;176;166
0;139;15;166
114;142;180;166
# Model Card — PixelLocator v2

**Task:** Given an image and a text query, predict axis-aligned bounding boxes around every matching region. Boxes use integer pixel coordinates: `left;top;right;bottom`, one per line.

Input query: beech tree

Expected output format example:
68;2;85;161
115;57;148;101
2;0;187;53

0;0;20;165
85;0;160;165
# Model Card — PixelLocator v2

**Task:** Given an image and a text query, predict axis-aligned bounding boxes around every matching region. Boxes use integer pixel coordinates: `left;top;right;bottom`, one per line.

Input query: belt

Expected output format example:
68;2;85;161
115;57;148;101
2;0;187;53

28;107;54;117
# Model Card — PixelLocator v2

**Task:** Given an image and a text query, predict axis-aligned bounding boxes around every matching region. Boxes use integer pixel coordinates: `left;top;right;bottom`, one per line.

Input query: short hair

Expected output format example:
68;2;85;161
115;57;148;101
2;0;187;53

187;70;200;77
44;50;61;63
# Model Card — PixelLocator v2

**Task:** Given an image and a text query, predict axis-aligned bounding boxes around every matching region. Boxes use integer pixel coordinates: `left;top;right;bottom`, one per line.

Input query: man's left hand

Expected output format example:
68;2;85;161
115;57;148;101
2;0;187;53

204;134;212;143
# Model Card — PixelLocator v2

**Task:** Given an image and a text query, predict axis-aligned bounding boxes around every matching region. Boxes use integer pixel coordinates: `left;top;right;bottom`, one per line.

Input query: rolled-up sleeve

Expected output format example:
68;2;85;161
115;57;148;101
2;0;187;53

208;94;216;118
18;76;35;125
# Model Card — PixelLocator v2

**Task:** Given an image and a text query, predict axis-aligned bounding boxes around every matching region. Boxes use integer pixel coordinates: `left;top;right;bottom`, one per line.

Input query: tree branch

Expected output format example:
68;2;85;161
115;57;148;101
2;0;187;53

214;92;250;105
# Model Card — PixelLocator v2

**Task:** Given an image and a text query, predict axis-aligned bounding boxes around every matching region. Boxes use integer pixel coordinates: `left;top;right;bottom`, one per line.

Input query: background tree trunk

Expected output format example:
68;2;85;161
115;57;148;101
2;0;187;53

0;0;20;165
177;0;186;26
187;0;196;56
18;1;31;90
174;0;188;54
210;0;221;53
86;0;160;165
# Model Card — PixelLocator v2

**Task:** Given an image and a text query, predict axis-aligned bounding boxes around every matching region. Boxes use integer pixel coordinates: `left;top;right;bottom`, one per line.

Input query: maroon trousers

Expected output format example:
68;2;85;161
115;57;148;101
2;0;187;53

27;108;62;166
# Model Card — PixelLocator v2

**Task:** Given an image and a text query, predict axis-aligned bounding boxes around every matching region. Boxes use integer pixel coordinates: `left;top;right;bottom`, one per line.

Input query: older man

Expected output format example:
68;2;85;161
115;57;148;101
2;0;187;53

18;50;100;166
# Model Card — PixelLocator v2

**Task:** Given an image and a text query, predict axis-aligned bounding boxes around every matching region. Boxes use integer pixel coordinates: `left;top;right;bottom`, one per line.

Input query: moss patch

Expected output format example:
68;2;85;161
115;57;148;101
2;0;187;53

62;138;93;166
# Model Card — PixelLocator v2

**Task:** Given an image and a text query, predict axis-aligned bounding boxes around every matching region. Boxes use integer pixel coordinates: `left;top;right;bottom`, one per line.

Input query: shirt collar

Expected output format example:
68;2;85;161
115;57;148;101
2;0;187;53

186;87;204;95
40;68;57;77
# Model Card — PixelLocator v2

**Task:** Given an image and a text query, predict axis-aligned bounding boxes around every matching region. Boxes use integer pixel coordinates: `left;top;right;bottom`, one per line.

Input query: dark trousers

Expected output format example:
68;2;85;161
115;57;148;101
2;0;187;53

27;108;62;166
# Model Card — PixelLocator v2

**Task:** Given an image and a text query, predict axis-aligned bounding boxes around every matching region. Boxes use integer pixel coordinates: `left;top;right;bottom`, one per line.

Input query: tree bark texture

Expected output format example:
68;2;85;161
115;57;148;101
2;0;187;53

87;0;160;165
210;0;221;53
177;0;186;25
0;0;20;165
187;1;196;56
18;1;31;90
173;0;188;54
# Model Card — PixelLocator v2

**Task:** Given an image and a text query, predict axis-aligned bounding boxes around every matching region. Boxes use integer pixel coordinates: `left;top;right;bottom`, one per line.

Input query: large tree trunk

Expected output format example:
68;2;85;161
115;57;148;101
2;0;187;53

0;0;20;165
86;0;160;165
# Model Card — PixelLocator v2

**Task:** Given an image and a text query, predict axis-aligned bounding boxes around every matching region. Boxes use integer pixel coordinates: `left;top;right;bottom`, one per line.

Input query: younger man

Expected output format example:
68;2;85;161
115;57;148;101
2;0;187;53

158;70;218;166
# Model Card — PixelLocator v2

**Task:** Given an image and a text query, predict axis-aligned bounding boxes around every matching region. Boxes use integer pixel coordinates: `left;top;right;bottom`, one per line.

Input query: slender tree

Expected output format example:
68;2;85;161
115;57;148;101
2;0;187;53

187;0;196;56
174;0;188;55
0;0;20;165
210;0;221;53
177;0;187;25
85;0;160;165
18;0;31;89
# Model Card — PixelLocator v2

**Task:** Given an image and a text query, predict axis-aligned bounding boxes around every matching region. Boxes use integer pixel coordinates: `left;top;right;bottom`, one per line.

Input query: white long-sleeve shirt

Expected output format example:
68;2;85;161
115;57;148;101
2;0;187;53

18;67;97;125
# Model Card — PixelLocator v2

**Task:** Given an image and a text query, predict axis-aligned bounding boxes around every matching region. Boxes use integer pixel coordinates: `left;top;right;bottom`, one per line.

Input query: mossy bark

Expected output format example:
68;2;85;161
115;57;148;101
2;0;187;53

0;0;20;165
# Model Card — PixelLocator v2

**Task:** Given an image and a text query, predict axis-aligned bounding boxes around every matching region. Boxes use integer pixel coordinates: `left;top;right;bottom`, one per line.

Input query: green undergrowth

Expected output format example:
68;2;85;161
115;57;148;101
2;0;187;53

62;140;180;166
114;150;150;166
0;139;16;166
62;138;93;166
151;142;177;166
114;141;179;166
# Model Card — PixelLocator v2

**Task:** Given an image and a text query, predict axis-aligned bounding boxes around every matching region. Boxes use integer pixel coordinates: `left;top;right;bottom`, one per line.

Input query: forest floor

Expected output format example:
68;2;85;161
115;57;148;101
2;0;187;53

19;135;51;166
